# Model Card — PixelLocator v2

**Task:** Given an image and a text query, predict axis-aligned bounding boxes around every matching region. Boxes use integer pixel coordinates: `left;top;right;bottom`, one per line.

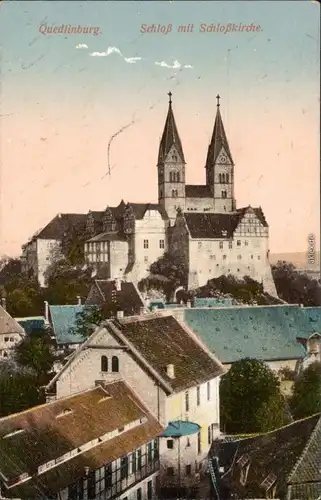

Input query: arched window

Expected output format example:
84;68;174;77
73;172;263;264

221;190;227;199
101;356;108;372
169;172;173;182
226;173;229;183
219;173;222;183
112;356;119;373
176;172;180;183
172;190;178;198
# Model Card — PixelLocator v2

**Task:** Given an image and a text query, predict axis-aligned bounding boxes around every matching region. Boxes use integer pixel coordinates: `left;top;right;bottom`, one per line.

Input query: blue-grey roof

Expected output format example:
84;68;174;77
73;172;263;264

160;420;201;438
15;316;47;336
49;305;94;345
184;305;321;363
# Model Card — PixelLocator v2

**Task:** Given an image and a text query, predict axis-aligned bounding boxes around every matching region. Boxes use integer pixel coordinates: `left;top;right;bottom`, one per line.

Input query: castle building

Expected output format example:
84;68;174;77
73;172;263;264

21;92;277;295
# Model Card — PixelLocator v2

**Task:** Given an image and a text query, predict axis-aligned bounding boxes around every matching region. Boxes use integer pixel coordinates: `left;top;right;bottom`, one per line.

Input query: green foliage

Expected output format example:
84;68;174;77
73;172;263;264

0;367;45;418
61;221;91;266
44;257;92;305
70;302;121;339
272;261;321;306
290;361;321;419
138;252;188;302
14;331;56;377
195;274;281;305
220;358;291;434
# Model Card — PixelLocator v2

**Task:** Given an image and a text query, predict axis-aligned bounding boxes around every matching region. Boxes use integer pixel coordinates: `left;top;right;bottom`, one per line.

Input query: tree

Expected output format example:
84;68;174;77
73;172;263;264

220;358;291;434
195;274;281;305
138;252;188;302
44;256;93;305
70;302;121;339
272;261;321;306
61;220;90;266
0;360;45;417
290;361;321;419
14;331;56;379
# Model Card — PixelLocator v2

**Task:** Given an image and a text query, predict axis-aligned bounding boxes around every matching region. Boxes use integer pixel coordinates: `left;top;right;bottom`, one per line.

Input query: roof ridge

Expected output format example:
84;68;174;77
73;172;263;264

287;413;321;483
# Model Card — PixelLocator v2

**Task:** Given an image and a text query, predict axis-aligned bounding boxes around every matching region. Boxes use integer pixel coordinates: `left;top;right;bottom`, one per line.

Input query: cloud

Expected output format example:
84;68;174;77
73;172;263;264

124;56;142;64
75;44;88;49
155;59;193;69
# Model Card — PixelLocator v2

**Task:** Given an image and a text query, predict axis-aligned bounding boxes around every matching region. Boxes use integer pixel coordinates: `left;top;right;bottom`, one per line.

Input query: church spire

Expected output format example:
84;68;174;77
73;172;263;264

206;95;234;166
158;92;185;164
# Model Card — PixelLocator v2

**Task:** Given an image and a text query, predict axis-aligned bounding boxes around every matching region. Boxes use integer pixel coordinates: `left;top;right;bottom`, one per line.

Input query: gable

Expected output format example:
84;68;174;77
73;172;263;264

216;146;232;166
87;326;122;348
165;144;184;163
0;306;25;336
234;208;267;237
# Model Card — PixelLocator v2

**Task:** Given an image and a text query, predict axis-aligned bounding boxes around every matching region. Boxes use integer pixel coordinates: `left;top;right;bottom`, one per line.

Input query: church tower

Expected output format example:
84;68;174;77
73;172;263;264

205;95;236;213
157;92;186;222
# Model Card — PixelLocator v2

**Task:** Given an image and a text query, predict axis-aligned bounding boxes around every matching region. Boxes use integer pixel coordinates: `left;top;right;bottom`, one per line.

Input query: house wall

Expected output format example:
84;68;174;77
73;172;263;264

109;240;129;280
160;377;220;487
185;197;214;212
0;332;24;358
55;328;167;425
127;211;167;283
37;239;62;287
187;228;277;297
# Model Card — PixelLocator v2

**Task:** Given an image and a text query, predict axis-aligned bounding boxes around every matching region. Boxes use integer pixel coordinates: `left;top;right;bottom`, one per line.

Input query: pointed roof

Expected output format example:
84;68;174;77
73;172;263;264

206;94;234;166
158;92;185;164
0;305;25;336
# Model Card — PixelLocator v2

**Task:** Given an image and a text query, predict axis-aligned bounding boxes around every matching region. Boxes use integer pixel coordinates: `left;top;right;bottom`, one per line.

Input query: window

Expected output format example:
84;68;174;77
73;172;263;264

197;431;201;454
137;448;142;468
237;240;241;246
144;256;148;263
237;255;242;260
143;239;149;249
147;480;153;500
228;241;232;249
131;452;137;474
221;190;227;198
112;356;119;372
167;439;174;449
223;254;227;260
159;239;165;249
219;241;223;249
186;437;191;447
120;456;129;479
196;386;200;406
101;355;108;372
87;471;96;499
226;173;229;183
186;464;192;476
251;254;254;259
185;391;189;412
4;337;9;342
172;189;178;197
207;381;211;400
244;241;249;246
258;255;261;260
198;242;202;249
208;426;211;444
154;439;159;459
167;467;174;476
137;488;142;500
147;442;153;463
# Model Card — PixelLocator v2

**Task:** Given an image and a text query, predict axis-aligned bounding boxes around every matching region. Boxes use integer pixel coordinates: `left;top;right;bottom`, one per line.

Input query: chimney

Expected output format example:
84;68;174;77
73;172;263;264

44;301;49;322
117;310;124;319
115;278;121;292
186;300;192;308
1;298;6;311
300;304;304;308
166;364;175;379
77;296;82;305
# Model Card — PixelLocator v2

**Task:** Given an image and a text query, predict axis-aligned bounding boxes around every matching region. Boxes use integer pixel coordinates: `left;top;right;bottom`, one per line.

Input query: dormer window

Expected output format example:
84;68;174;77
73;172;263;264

261;472;277;495
237;454;250;486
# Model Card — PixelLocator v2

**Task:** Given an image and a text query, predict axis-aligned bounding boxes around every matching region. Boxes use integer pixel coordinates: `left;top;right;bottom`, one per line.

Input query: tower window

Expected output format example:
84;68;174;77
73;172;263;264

221;190;227;199
172;189;178;198
170;171;180;182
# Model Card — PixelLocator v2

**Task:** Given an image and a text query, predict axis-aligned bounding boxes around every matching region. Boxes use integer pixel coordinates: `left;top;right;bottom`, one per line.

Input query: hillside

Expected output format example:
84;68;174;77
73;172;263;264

270;251;320;270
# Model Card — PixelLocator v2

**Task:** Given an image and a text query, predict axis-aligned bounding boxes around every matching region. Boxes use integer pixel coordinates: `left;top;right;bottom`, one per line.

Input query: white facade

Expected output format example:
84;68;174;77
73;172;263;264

22;238;61;287
47;315;224;492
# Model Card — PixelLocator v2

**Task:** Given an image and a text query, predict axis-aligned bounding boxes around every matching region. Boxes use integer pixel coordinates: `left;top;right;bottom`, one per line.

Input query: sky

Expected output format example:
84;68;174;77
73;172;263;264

0;0;320;256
